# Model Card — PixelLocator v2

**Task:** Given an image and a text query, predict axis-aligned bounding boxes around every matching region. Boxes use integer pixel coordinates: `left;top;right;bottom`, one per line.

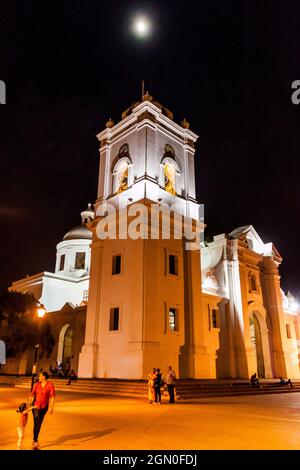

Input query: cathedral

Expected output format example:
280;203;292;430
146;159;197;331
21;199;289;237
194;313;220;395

5;93;300;380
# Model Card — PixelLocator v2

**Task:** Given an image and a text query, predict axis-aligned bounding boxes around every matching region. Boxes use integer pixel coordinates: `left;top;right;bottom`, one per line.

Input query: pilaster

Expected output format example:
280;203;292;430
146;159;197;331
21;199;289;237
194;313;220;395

78;233;103;378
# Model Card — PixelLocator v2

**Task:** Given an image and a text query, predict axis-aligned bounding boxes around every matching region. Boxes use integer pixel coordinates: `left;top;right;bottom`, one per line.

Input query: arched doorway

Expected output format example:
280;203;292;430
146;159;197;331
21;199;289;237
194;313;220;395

57;324;73;368
248;302;273;378
250;314;265;377
62;327;73;367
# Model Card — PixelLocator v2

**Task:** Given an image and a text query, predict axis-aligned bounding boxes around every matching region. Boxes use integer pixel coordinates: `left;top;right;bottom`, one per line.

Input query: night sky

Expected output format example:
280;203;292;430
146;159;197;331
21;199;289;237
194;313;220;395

0;1;299;296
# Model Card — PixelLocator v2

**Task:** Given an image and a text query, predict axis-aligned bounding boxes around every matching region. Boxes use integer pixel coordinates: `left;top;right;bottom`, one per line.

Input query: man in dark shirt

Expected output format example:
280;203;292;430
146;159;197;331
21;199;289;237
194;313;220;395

154;368;163;404
250;373;261;388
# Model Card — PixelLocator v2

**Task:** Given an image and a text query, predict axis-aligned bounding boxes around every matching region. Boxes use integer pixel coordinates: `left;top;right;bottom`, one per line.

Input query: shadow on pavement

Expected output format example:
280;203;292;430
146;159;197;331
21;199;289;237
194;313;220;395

43;428;117;448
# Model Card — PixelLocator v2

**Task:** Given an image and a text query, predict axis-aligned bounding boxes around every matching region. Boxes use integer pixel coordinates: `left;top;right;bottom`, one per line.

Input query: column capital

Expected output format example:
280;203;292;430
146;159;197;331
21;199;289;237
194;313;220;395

260;256;280;276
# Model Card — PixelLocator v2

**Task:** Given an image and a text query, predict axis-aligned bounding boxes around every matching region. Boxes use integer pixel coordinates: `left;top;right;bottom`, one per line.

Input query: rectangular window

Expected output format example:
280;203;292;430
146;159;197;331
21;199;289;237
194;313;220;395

286;324;292;339
112;255;121;275
109;307;119;331
75;252;86;270
211;309;218;329
169;308;178;332
83;290;88;302
59;254;65;271
168;255;178;276
208;306;219;330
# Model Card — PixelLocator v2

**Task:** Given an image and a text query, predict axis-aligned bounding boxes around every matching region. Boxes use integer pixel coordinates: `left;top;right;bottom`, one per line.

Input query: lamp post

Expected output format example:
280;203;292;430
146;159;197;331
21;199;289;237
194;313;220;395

30;303;46;392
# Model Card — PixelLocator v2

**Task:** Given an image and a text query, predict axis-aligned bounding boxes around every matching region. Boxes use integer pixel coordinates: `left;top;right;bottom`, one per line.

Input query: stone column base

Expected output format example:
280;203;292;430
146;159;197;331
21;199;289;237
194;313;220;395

78;345;98;378
179;346;216;378
282;351;300;379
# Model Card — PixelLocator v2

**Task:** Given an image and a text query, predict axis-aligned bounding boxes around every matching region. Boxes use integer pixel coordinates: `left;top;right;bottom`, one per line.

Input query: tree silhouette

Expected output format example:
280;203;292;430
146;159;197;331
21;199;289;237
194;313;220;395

0;290;55;358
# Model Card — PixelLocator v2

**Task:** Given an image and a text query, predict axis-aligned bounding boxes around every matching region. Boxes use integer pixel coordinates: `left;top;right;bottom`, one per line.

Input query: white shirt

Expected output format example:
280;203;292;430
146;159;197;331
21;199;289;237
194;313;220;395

166;370;176;385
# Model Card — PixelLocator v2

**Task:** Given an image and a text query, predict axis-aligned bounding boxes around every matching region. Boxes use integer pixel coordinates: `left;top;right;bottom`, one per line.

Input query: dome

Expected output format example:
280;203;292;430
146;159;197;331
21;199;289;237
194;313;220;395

63;225;92;241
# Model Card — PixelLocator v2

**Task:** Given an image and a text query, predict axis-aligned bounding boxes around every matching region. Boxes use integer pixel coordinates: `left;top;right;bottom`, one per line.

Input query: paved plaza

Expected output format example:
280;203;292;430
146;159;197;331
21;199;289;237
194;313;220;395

1;386;300;450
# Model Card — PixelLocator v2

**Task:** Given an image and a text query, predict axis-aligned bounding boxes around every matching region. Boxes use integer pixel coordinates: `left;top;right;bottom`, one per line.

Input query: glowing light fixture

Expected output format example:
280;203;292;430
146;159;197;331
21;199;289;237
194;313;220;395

133;16;151;38
37;304;46;318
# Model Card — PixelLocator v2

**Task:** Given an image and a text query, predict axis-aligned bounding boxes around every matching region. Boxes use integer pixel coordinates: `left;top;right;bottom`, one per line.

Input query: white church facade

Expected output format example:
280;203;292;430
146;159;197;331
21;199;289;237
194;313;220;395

11;204;94;312
9;93;300;380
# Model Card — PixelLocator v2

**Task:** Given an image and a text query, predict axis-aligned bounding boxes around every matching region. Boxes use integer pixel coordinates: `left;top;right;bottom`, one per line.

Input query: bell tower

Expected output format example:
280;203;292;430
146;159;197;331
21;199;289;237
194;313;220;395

78;93;210;379
95;92;200;219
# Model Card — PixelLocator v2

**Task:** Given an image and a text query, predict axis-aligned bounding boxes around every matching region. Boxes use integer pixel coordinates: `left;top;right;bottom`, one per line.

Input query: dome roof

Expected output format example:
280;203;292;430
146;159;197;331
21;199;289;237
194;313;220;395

63;224;92;241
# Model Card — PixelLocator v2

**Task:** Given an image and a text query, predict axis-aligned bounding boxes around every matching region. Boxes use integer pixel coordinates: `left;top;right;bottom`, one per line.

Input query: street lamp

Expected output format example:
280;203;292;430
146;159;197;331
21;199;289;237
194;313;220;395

30;303;46;391
37;305;46;318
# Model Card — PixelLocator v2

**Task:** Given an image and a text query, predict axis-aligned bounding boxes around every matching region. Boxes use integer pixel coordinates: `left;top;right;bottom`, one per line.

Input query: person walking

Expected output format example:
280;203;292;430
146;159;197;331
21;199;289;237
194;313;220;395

166;365;177;403
154;368;163;404
29;371;55;449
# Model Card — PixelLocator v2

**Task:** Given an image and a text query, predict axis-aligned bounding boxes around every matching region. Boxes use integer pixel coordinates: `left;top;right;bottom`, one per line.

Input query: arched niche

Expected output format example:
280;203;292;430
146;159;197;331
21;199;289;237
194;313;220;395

160;156;181;196
112;156;132;194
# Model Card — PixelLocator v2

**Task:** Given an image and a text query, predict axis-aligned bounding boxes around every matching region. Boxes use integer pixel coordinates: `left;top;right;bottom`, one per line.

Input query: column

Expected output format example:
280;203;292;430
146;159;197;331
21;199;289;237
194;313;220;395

260;256;288;377
78;235;103;378
179;242;213;378
226;240;249;378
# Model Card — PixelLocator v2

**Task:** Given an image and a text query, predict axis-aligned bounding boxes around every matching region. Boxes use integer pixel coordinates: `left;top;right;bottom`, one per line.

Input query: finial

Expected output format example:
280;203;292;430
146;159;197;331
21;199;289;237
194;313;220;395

81;203;94;225
142;91;153;102
181;118;190;129
142;79;145;99
106;118;114;128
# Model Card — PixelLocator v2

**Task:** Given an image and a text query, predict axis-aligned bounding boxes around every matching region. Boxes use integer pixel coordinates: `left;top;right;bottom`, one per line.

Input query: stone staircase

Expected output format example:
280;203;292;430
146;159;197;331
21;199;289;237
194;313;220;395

2;375;300;400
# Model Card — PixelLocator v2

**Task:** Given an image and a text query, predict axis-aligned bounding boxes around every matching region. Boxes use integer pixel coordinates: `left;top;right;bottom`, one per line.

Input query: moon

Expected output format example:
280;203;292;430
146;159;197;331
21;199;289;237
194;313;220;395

132;16;151;38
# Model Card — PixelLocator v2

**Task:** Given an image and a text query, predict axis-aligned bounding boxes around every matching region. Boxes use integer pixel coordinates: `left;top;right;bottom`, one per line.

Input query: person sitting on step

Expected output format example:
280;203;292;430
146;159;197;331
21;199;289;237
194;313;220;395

67;369;78;385
279;377;293;388
250;373;262;389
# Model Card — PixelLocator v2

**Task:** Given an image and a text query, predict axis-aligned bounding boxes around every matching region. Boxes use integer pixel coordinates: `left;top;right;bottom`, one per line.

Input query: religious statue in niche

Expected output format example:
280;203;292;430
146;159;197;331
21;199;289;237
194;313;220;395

117;162;128;194
114;143;130;194
164;162;176;195
163;144;176;195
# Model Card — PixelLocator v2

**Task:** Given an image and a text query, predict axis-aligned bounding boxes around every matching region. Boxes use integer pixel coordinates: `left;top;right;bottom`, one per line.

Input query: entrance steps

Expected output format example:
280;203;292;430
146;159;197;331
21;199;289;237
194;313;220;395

2;375;300;400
